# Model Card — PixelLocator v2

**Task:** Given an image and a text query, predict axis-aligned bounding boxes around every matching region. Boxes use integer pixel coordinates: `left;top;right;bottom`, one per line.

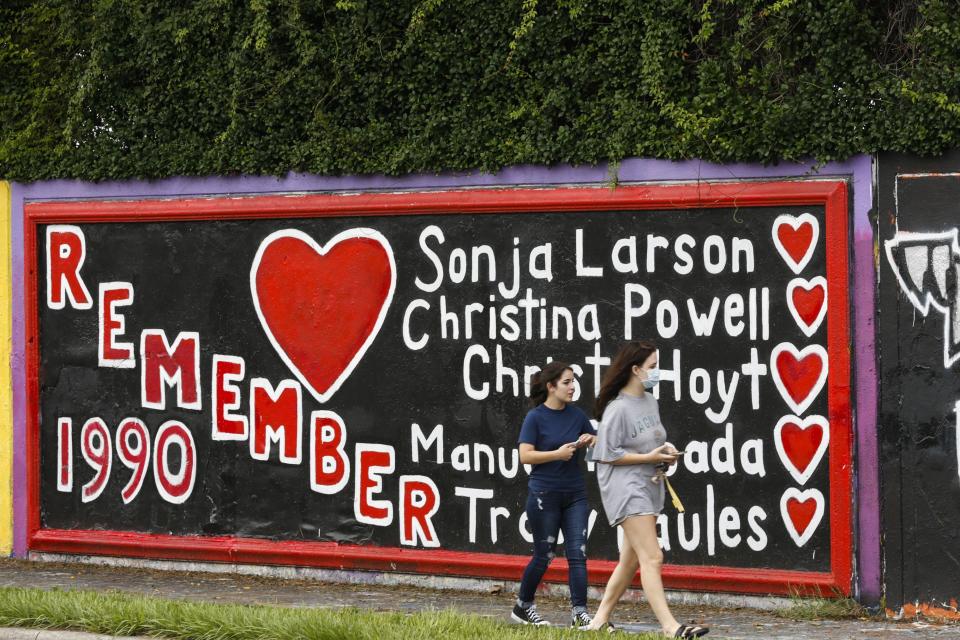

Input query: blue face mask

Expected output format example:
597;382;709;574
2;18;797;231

642;367;661;390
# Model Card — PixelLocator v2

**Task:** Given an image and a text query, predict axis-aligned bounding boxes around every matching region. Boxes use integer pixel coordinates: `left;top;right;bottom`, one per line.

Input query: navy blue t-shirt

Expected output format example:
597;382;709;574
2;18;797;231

517;403;596;492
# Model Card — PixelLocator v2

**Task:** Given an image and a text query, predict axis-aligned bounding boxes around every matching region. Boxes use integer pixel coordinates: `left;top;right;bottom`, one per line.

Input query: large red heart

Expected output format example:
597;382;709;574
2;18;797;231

780;488;824;547
787;276;827;337
772;214;819;274
251;229;395;403
770;343;828;415
774;415;829;485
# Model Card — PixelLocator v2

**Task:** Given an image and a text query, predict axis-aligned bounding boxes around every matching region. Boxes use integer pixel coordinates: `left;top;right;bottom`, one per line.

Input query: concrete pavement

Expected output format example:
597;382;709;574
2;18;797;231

0;558;956;639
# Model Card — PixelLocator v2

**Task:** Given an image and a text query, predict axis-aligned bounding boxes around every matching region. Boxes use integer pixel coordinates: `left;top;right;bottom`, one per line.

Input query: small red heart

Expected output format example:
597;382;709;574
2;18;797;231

791;282;825;328
780;488;825;546
778;416;828;481
775;349;825;408
778;224;814;266
782;422;822;472
252;230;395;403
772;214;819;274
786;496;818;535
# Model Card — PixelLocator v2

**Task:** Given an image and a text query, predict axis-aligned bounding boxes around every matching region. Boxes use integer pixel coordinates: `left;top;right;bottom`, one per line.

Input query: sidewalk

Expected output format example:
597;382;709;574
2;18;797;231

0;558;955;639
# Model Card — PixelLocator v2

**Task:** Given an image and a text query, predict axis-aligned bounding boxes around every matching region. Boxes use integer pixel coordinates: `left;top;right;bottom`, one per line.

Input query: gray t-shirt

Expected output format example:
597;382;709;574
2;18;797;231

593;391;667;526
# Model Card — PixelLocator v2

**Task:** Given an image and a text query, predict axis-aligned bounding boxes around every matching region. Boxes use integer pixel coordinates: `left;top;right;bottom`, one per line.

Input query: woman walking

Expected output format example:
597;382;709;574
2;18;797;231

584;340;709;638
512;361;597;627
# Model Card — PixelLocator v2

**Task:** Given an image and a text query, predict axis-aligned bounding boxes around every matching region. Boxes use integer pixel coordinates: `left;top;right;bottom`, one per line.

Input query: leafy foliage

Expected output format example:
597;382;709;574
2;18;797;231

2;1;959;181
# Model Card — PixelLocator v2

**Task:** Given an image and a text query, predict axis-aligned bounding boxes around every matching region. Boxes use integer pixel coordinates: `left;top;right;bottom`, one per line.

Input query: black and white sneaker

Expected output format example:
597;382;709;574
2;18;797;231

571;610;594;628
511;603;550;626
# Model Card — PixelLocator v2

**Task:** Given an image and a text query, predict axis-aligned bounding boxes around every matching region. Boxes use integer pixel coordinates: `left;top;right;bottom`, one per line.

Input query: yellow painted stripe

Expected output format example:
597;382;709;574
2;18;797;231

0;181;10;556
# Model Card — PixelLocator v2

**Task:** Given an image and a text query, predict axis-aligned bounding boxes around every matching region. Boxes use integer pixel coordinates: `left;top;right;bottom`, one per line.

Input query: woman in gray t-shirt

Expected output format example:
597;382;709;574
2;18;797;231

583;340;709;638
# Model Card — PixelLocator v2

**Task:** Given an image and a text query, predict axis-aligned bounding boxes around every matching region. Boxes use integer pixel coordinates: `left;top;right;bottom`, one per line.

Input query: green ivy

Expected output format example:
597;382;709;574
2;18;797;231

1;1;959;182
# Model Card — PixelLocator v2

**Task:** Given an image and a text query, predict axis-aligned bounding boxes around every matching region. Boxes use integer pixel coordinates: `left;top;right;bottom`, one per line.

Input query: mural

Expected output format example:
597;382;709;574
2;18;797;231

26;182;852;595
879;157;960;611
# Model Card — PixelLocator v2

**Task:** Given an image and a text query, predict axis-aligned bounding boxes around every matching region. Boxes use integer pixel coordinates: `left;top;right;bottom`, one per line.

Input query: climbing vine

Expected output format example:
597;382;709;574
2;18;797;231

1;0;958;181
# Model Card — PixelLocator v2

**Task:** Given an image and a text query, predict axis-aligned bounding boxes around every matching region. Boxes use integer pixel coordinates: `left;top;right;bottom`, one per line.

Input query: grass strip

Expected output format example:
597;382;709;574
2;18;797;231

774;593;870;621
0;586;663;639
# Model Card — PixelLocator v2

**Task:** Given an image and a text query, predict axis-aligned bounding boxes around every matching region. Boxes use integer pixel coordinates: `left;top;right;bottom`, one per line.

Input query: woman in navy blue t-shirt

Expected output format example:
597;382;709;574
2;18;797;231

511;361;596;628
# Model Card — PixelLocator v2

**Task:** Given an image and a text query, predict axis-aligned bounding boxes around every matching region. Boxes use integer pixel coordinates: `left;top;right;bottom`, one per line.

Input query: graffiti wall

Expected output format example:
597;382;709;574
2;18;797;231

23;181;853;595
879;152;960;611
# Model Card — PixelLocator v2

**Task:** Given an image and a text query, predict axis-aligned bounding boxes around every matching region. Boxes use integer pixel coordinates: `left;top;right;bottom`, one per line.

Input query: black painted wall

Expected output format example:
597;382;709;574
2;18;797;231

878;151;960;608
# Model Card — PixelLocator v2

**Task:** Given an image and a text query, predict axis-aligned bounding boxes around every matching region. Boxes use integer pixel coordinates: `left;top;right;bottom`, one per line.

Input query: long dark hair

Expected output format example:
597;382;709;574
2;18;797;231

528;361;572;407
594;340;657;419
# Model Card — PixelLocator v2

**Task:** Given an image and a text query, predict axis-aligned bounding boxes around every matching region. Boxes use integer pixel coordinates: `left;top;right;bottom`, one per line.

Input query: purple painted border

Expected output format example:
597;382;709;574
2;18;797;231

9;157;879;599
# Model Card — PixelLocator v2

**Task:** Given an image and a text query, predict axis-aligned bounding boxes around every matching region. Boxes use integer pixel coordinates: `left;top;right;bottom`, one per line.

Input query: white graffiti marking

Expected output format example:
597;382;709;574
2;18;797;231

956;401;960;487
884;229;960;368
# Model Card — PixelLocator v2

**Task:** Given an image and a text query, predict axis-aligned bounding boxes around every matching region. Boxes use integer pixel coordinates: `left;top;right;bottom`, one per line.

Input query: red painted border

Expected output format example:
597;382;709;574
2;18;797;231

25;181;853;596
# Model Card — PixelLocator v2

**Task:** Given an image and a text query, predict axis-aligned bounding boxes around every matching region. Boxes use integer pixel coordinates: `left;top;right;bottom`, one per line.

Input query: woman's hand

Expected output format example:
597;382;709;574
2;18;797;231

519;442;581;464
554;443;577;461
575;434;596;448
649;444;680;464
663;442;682;465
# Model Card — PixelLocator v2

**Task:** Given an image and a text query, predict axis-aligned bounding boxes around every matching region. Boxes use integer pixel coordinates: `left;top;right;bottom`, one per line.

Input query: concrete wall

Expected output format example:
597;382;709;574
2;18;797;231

7;157;878;600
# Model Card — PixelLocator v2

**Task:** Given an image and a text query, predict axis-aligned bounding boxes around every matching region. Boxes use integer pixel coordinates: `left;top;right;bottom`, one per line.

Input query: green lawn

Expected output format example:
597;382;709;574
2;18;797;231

0;586;663;639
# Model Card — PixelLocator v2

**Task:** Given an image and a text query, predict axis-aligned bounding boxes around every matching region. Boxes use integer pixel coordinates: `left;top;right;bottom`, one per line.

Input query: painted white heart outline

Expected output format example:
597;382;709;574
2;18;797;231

772;213;820;274
786;276;828;338
250;228;397;404
780;487;825;547
773;414;830;485
769;342;829;415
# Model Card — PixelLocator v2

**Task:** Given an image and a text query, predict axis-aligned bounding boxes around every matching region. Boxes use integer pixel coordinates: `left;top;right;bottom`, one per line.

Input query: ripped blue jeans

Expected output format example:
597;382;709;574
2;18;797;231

518;488;589;607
